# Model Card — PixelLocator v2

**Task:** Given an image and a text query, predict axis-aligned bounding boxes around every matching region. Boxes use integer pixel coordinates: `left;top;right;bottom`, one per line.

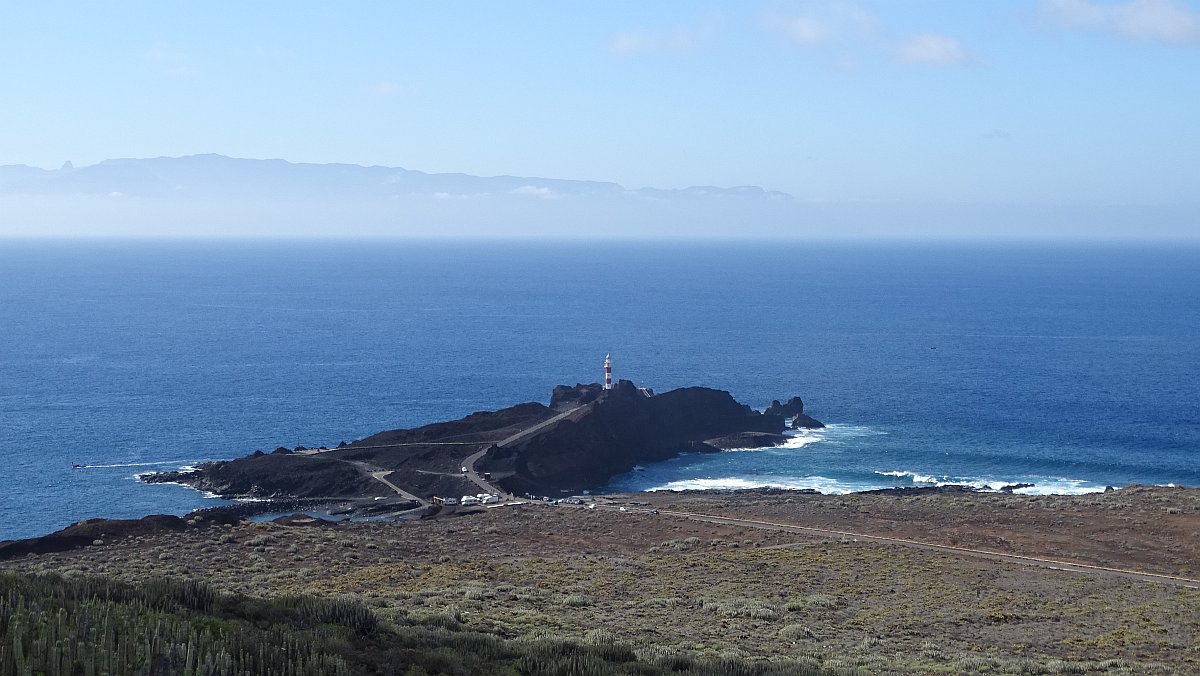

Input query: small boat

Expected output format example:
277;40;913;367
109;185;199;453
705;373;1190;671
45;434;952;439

72;463;84;469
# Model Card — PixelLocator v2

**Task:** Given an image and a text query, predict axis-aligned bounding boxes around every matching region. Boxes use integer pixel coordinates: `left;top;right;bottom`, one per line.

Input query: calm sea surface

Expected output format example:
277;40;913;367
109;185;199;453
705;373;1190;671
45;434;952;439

1;240;1198;540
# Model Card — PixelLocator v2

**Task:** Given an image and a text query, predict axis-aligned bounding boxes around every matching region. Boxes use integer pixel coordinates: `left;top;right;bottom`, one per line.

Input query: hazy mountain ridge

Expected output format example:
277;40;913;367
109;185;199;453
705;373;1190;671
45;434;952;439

0;154;792;202
3;155;1190;239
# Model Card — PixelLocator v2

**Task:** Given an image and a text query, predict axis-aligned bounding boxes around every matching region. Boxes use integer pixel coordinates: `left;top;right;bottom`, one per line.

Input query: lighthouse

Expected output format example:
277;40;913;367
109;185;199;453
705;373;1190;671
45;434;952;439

603;354;613;390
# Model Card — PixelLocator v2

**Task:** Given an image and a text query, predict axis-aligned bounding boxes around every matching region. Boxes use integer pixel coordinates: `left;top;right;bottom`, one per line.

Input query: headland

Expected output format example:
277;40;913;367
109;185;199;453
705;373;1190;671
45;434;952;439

142;380;823;515
4;381;1199;673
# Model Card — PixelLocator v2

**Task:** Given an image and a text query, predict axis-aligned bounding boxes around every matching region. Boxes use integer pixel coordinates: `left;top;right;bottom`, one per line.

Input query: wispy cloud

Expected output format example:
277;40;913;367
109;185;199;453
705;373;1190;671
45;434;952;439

610;15;721;55
895;32;971;66
1040;0;1200;44
511;185;560;200
764;1;880;48
765;2;972;68
145;44;199;78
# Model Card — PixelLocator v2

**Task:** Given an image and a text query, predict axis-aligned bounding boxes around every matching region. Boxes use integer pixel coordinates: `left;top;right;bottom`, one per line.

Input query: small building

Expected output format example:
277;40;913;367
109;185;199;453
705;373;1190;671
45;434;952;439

460;495;482;506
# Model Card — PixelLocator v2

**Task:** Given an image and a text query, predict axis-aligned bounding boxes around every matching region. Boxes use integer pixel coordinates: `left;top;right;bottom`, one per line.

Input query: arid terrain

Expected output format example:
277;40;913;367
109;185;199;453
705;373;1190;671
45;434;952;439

3;486;1199;674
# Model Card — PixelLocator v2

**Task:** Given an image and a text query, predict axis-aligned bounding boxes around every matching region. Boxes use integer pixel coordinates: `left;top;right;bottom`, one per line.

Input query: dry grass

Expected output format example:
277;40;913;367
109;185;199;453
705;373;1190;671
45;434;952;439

4;491;1199;674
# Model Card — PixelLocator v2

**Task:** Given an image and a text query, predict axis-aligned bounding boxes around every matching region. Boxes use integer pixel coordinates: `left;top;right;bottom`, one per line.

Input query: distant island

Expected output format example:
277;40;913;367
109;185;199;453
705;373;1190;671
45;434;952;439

0;154;796;238
0;154;793;202
144;380;823;511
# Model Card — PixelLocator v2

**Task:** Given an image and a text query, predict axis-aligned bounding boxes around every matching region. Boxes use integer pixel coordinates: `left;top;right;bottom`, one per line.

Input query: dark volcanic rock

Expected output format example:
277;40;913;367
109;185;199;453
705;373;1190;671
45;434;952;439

705;431;789;450
0;515;188;560
791;413;825;430
351;401;549;448
861;485;980;496
550;383;604;409
765;396;805;418
144;399;555;500
483;380;787;495
142;381;823;503
146;454;385;500
764;397;824;429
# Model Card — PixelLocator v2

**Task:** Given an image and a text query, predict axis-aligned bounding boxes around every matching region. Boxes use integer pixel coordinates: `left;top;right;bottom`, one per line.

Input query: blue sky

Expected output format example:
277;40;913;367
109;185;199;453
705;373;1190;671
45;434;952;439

1;1;1198;237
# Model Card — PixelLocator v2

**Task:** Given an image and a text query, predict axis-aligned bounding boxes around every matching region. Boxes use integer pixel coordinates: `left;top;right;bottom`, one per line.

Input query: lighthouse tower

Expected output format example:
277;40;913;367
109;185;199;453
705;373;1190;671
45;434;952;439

603;354;613;390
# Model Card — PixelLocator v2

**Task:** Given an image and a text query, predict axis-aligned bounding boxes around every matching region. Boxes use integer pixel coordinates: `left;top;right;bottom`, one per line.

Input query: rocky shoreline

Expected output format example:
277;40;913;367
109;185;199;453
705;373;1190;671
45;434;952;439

144;380;822;503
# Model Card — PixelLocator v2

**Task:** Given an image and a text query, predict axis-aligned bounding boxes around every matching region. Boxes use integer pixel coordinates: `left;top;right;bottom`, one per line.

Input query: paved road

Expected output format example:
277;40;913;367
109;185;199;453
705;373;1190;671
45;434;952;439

496;404;591;448
348;461;428;507
609;505;1200;589
461;405;591;497
297;441;485;455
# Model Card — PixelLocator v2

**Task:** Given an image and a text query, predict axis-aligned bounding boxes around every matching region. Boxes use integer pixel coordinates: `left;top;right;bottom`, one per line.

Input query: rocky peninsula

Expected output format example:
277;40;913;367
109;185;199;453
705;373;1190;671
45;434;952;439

6;384;1199;674
144;380;821;504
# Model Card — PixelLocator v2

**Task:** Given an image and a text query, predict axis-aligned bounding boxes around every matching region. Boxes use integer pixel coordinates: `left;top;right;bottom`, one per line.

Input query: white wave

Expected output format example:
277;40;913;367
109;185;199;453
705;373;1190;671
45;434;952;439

719;423;888;453
820;424;888;439
719;428;827;453
778;430;826;449
874;470;942;484
131;464;201;480
1011;480;1106;496
873;469;1106;495
645;475;854;494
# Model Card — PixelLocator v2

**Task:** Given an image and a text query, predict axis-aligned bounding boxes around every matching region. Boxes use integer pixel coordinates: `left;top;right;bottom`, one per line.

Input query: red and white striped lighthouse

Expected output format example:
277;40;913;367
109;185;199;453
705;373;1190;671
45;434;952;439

603;354;613;390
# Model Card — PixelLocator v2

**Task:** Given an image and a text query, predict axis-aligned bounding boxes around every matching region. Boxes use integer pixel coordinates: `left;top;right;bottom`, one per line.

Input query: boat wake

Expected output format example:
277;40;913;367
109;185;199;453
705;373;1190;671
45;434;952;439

75;460;184;469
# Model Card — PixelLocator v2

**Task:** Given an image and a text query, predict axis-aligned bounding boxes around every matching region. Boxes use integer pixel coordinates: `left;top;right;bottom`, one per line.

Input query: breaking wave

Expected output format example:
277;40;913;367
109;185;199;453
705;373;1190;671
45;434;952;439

872;470;1107;495
721;424;887;453
645;476;854;494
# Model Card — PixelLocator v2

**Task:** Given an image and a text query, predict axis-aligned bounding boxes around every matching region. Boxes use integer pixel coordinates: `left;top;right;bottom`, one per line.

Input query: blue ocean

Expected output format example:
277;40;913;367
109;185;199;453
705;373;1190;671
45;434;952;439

2;240;1198;541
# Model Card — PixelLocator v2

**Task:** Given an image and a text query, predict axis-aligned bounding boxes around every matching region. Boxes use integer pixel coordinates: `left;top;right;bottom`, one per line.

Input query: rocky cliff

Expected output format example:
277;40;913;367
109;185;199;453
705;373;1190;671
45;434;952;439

144;382;820;501
764;396;824;429
481;381;790;495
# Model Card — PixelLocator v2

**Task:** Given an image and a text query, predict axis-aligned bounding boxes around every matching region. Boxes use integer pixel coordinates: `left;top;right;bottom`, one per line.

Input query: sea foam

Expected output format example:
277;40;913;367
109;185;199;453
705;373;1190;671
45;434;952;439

872;470;1106;495
645;475;853;494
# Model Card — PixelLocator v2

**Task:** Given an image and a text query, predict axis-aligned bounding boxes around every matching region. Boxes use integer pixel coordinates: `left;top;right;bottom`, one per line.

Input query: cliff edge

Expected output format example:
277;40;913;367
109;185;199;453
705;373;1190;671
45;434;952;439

145;382;819;501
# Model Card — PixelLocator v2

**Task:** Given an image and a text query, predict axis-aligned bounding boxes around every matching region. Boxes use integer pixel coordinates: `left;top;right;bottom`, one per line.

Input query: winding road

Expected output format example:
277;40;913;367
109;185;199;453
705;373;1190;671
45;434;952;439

461;404;591;497
340;460;428;507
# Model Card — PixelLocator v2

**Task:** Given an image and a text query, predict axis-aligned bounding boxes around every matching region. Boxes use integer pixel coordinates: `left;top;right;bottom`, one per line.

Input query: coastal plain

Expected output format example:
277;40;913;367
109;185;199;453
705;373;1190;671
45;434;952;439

3;486;1198;674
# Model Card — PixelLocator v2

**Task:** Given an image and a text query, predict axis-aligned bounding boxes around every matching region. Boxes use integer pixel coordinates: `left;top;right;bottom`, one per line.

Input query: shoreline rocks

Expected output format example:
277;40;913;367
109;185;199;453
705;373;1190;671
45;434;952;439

144;381;823;502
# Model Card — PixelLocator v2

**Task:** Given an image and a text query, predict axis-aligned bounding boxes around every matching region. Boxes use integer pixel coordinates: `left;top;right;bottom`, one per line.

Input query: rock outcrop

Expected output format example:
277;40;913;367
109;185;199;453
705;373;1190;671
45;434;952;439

765;396;806;418
145;454;387;499
791;413;825;430
145;381;822;501
0;512;240;561
549;383;605;409
481;380;789;495
764;396;825;429
703;431;790;451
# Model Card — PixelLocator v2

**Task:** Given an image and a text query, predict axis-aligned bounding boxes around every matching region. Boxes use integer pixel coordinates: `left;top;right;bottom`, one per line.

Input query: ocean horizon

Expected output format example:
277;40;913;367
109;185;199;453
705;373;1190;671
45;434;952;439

2;239;1198;541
